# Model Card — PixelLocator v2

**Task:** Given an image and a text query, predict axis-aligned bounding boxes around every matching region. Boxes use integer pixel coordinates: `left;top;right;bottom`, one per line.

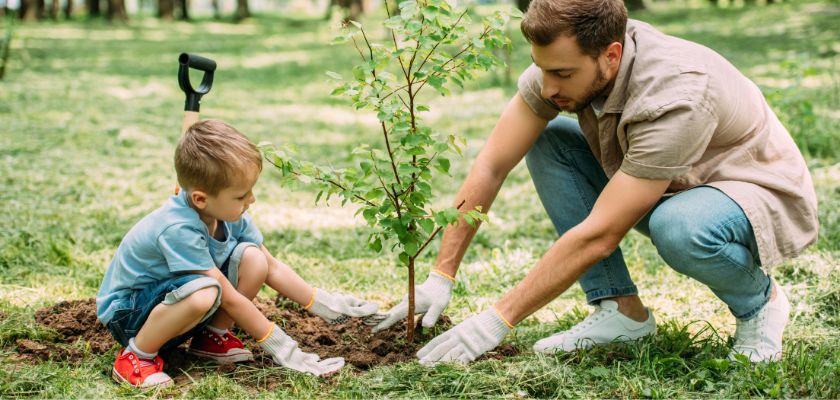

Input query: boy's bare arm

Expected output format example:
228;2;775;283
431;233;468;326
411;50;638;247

197;267;272;339
260;245;314;307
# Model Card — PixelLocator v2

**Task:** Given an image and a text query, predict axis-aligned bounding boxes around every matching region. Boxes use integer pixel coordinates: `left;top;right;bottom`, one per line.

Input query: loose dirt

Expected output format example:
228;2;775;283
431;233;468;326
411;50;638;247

10;297;518;388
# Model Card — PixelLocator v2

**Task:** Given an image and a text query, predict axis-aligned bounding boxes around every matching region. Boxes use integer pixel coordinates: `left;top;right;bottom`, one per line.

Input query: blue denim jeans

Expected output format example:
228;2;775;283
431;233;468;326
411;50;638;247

525;116;772;319
105;242;256;349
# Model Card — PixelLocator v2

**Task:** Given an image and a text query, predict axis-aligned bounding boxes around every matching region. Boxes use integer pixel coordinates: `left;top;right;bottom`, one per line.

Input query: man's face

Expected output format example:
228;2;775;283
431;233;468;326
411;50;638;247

531;35;617;113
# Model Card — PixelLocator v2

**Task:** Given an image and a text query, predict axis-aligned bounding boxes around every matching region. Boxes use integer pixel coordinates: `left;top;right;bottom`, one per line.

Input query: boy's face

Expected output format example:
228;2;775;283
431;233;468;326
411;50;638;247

194;165;260;223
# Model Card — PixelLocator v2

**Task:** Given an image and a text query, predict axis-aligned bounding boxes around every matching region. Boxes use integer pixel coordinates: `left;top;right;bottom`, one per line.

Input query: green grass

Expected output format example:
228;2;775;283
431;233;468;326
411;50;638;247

1;1;839;398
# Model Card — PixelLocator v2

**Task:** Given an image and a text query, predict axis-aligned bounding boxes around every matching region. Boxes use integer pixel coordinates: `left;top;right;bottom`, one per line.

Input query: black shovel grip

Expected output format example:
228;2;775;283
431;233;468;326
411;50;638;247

178;53;216;112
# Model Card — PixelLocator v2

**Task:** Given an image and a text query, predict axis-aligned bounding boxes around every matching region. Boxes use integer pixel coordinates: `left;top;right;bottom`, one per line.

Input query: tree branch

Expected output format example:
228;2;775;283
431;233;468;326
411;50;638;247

413;199;466;258
264;156;378;208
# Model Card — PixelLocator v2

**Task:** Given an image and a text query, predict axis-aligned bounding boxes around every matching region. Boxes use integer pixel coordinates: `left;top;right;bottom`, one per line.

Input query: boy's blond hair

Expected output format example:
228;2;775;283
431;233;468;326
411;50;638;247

175;120;263;195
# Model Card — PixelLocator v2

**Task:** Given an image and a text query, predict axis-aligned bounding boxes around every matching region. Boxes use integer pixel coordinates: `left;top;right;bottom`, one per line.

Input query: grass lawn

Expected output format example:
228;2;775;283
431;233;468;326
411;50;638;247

1;1;839;397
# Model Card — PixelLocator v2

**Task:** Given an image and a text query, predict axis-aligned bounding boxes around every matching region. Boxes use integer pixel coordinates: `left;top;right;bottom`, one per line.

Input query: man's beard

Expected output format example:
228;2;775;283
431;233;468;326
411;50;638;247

557;65;610;113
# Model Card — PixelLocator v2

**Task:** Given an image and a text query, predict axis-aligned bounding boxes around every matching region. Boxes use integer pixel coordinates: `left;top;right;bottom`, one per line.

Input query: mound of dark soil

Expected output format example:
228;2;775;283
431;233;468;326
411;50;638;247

13;297;518;378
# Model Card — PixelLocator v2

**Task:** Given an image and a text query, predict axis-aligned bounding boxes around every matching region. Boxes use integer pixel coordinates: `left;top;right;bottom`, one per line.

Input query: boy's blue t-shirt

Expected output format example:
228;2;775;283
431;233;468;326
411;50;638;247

96;190;263;324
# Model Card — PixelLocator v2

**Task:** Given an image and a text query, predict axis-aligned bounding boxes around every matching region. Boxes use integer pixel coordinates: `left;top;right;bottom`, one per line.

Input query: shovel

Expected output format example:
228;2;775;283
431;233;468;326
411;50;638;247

178;52;216;134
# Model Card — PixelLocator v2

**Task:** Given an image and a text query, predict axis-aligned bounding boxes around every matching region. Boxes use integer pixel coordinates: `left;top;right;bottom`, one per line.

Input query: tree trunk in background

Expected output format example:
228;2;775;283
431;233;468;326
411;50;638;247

49;0;59;19
211;0;220;19
158;0;173;19
516;0;530;12
707;0;719;7
625;0;645;11
178;0;188;20
107;0;127;20
234;0;249;21
35;0;45;18
19;0;38;20
89;0;101;17
64;0;74;18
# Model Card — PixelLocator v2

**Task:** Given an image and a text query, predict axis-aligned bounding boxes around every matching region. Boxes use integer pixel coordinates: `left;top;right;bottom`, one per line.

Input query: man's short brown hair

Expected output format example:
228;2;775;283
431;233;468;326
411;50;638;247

175;120;263;195
520;0;627;58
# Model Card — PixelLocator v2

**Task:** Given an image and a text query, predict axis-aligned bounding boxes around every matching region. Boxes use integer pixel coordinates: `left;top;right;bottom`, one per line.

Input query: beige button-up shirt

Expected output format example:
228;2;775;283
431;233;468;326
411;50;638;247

518;20;818;269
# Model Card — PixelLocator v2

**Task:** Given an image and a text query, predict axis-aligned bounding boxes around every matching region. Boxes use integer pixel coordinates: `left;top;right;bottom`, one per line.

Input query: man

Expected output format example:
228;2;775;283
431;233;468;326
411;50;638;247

374;0;818;363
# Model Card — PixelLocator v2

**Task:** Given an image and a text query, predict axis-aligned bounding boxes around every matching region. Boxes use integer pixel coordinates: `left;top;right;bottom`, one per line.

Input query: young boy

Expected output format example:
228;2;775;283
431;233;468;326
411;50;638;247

96;120;379;388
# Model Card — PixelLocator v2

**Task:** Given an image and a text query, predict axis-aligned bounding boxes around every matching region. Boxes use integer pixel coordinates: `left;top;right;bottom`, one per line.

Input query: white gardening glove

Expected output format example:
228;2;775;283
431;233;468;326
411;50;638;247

372;271;454;333
306;288;379;324
259;324;345;376
416;308;511;365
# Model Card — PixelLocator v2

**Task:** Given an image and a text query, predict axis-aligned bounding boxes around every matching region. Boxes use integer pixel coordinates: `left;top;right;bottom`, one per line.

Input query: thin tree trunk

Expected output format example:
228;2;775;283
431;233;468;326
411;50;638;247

234;0;249;21
35;0;45;18
158;0;173;19
49;0;59;19
107;0;127;20
407;256;416;343
178;0;188;20
211;0;220;19
0;24;11;80
89;0;101;18
64;0;74;18
19;0;38;20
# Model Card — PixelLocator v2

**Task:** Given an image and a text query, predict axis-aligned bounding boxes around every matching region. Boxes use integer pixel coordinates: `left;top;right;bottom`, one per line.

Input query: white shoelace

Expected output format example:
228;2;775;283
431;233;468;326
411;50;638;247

561;305;612;336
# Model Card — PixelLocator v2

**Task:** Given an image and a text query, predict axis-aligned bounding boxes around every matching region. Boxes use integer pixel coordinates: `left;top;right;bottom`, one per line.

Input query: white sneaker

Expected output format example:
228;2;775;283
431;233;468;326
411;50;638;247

729;280;790;362
533;300;656;354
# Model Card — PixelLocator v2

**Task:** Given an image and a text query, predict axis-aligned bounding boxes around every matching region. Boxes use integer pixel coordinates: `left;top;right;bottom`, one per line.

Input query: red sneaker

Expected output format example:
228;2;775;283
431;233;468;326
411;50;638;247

111;348;172;388
188;328;253;364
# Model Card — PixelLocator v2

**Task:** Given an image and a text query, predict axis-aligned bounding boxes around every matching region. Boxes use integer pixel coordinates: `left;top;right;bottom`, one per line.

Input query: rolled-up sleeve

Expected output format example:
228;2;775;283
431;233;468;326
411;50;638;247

621;101;717;180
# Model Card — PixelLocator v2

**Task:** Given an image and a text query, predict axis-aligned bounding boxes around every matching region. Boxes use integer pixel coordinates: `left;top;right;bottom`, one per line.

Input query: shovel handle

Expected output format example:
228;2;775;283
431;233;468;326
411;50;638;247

178;53;216;114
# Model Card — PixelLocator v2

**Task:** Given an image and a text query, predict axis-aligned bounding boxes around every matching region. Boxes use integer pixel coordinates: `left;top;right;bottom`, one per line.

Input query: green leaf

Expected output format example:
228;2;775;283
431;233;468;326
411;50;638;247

370;237;383;253
398;251;409;265
330;86;346;96
326;71;343;80
419;218;435;235
352;65;366;81
435;158;450;174
417;104;430;112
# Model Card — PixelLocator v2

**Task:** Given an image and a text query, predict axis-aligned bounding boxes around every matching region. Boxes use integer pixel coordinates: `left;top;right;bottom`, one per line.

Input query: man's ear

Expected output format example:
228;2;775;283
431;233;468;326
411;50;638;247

190;190;209;210
604;41;623;74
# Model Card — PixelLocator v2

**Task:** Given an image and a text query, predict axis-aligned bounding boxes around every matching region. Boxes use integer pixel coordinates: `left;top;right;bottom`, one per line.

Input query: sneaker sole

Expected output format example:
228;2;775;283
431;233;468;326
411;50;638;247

187;349;254;364
111;368;173;389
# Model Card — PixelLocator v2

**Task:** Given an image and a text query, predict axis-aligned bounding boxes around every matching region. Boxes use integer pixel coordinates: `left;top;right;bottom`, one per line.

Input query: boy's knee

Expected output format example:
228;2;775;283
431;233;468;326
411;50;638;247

184;285;220;315
240;246;269;277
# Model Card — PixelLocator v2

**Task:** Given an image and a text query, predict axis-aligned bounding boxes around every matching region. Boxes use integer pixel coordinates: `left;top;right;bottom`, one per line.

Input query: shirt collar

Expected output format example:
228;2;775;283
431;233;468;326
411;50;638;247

602;29;637;114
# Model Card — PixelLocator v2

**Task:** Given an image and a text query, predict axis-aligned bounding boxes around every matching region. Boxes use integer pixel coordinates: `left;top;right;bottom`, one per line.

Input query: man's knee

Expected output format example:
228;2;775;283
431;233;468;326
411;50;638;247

649;205;714;272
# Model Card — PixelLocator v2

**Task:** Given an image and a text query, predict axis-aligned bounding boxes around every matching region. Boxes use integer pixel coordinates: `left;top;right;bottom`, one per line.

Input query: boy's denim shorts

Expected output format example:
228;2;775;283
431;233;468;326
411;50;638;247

105;242;257;350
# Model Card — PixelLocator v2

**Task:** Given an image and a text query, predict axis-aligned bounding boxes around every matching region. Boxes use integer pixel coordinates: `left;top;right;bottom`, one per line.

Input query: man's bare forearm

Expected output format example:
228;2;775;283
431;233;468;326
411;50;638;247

495;224;618;325
434;164;506;276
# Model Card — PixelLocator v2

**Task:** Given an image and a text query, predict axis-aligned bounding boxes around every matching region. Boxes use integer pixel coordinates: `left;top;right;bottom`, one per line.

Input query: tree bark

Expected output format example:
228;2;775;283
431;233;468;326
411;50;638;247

158;0;173;19
234;0;249;21
210;0;220;19
407;256;415;343
89;0;101;17
178;0;188;20
49;0;59;19
624;0;645;11
64;0;74;18
36;0;45;18
107;0;127;20
19;0;38;20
